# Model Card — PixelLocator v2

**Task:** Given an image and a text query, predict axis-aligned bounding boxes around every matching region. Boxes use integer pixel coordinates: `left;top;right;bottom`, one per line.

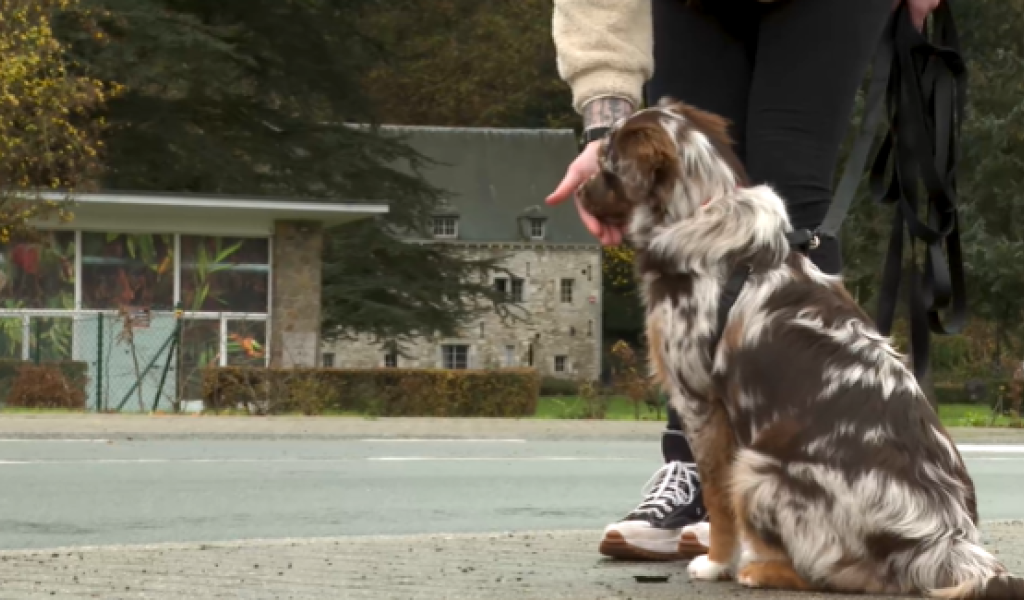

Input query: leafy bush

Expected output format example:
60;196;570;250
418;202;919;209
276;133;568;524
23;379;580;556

202;367;539;417
539;376;580;397
2;362;88;410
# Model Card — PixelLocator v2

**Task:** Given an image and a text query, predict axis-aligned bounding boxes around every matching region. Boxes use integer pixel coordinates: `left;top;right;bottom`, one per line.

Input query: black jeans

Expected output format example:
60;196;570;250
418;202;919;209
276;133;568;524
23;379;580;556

649;0;892;463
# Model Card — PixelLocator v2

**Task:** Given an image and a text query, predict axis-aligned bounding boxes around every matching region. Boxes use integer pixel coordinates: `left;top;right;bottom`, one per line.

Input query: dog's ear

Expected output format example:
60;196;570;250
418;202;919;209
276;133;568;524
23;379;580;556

676;104;733;147
606;118;678;204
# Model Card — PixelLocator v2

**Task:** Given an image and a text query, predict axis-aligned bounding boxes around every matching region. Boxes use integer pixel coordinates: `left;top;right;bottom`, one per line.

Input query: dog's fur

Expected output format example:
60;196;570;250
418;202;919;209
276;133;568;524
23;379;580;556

578;97;1024;598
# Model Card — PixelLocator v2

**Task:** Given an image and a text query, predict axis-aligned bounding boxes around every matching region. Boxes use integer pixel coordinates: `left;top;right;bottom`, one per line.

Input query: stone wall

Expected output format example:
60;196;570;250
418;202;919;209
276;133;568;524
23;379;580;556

270;220;323;368
322;244;603;381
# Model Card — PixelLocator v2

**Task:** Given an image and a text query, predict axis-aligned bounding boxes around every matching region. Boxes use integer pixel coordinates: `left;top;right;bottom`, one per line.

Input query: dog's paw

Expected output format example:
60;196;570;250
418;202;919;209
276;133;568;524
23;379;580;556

687;554;732;581
737;567;761;588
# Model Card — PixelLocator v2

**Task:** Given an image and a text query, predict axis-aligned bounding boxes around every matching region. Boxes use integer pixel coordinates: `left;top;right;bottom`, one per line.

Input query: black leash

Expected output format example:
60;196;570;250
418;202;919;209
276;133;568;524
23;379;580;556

870;1;968;380
714;3;968;379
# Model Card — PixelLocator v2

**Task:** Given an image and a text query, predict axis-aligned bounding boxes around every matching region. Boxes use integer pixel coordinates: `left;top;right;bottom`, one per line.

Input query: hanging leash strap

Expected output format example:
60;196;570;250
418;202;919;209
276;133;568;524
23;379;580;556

715;3;968;378
790;3;968;379
869;1;968;380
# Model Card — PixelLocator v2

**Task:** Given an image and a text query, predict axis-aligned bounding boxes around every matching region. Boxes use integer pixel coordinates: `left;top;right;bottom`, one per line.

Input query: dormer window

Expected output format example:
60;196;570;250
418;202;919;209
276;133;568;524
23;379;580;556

432;216;459;238
528;217;546;240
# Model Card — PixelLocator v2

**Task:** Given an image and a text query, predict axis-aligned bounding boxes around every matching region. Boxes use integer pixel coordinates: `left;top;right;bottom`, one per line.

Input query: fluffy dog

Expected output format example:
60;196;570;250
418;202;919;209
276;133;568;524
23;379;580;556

577;97;1024;598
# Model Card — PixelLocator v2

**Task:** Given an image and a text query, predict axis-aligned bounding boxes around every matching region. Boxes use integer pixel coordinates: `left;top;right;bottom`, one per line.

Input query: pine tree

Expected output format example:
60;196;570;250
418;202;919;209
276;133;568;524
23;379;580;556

57;0;514;346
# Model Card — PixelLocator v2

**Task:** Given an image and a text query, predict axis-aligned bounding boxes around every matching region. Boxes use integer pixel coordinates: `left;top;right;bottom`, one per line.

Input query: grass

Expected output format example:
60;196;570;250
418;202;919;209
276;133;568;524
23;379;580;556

533;396;1023;428
938;403;1023;428
2;399;1020;429
533;395;665;421
0;407;87;415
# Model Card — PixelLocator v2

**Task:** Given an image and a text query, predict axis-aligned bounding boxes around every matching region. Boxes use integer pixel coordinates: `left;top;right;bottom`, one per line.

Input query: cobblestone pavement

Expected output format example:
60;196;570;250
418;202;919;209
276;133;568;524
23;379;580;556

1;524;1023;599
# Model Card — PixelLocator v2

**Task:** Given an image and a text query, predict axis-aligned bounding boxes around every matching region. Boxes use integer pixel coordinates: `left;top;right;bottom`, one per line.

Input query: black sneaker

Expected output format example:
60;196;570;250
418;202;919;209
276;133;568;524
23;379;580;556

598;460;708;561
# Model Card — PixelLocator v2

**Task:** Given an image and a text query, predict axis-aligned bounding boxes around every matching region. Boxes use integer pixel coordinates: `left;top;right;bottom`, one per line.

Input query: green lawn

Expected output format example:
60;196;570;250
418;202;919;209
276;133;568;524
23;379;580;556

533;395;666;421
2;399;1019;429
534;396;1023;428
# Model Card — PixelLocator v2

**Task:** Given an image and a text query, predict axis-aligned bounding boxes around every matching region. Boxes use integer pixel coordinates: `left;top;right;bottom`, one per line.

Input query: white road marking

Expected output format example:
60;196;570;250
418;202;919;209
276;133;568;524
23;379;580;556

368;457;637;462
0;439;112;443
0;458;354;465
0;456;642;466
360;439;527;443
957;444;1024;454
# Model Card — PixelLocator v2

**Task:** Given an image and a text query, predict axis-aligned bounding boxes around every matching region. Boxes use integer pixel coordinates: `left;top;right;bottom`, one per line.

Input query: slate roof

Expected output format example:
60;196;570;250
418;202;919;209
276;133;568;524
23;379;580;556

378;125;597;246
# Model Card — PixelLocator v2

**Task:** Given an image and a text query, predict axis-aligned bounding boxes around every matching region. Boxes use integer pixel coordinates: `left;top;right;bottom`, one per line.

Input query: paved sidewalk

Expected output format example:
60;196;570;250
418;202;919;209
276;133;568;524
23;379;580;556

1;414;1023;442
1;523;1023;599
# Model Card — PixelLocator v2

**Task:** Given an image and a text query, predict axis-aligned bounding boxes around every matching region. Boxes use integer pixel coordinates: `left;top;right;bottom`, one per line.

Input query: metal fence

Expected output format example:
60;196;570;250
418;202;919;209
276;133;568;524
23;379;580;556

0;308;268;412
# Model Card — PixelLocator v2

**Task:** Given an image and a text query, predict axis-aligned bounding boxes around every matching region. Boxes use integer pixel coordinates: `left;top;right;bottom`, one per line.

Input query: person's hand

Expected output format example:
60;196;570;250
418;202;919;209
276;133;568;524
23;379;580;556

545;139;626;246
896;0;941;30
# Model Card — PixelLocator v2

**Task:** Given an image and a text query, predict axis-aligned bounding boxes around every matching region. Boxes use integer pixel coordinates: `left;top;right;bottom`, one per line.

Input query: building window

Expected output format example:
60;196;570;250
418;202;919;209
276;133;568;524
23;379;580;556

528;218;546;240
0;231;76;310
504;345;516;368
554;355;568;373
511;278;524;302
180;235;269;313
322;352;335;368
383;352;398;368
82;232;176;310
432;216;458;238
560;278;574;303
442;344;469;370
495;276;524;301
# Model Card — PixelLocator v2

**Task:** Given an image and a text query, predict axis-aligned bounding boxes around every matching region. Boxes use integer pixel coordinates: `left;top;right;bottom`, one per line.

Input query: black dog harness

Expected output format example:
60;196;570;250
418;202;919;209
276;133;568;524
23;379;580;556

710;3;968;381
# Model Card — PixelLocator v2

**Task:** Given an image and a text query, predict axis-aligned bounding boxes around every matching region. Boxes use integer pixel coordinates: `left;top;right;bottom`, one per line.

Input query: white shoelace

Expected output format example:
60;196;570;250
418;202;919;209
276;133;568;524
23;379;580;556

633;461;700;519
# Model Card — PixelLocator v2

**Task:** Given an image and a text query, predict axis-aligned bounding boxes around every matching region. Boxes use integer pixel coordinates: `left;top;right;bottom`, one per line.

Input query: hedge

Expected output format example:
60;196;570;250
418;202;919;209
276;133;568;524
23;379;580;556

539;376;581;397
0;360;89;410
934;379;1023;411
202;367;540;417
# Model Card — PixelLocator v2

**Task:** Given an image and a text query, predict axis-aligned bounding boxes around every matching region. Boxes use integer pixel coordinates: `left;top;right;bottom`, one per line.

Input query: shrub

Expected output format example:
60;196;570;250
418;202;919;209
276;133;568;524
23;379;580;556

202;367;539;417
539;376;580;397
3;362;88;410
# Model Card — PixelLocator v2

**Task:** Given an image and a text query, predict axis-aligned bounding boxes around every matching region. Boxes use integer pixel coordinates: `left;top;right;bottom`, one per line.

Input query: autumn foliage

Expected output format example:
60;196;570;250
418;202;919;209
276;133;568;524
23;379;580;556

203;367;539;417
0;0;118;241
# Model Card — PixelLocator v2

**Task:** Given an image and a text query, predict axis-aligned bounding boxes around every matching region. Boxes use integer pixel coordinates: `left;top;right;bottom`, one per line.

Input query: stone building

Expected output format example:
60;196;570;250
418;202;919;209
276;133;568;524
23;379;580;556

321;126;603;381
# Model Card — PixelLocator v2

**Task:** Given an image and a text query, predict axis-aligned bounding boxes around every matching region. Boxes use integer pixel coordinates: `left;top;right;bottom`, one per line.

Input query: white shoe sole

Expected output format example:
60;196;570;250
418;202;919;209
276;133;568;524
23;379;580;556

599;527;708;562
678;529;710;558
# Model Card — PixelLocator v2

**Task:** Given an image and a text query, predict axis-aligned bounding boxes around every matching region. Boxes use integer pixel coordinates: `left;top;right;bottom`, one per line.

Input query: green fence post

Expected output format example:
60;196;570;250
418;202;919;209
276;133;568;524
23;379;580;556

152;310;182;412
33;318;41;365
96;313;104;412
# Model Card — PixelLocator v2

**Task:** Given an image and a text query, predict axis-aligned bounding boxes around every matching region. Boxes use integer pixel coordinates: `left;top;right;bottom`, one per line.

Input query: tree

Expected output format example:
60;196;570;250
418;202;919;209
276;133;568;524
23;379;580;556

56;0;514;345
602;245;644;345
0;0;114;242
952;0;1024;359
357;0;576;129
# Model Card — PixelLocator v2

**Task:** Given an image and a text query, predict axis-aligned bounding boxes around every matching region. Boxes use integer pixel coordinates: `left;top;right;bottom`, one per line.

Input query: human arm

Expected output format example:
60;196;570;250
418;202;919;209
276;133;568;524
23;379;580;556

547;0;653;245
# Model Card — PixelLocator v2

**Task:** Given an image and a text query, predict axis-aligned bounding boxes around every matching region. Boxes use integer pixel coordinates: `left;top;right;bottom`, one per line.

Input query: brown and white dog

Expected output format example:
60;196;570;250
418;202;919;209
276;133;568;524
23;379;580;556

577;97;1024;598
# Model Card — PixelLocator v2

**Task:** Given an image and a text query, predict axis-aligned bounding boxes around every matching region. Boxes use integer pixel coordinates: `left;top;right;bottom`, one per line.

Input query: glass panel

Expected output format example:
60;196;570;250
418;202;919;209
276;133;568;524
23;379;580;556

181;236;269;313
81;233;175;310
178;319;220;401
29;317;74;362
0;231;76;310
227;319;266;368
0;317;24;360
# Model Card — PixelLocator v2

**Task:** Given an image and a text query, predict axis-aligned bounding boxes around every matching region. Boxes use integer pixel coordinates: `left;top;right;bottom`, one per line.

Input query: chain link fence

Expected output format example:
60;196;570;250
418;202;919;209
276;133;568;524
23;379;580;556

0;309;268;412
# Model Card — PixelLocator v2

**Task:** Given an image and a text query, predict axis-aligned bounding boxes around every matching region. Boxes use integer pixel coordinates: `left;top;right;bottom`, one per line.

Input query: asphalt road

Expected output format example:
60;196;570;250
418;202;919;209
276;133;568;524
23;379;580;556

1;437;1023;551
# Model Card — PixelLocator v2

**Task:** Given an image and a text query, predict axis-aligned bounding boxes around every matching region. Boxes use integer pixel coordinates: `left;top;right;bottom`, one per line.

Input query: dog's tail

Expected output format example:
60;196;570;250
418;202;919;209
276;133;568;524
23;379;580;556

927;539;1024;599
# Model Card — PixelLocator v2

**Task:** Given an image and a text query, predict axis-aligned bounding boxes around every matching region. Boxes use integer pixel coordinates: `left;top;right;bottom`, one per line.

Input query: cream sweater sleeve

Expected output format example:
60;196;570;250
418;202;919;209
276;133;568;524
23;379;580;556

552;0;654;115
